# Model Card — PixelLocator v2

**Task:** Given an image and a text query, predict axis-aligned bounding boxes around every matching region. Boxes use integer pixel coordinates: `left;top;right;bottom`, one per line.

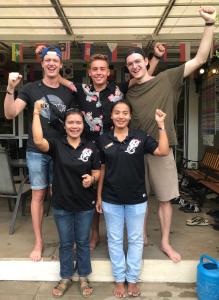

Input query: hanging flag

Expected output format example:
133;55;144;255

107;43;117;62
131;42;142;49
11;43;23;63
82;42;91;62
179;42;190;62
61;42;71;60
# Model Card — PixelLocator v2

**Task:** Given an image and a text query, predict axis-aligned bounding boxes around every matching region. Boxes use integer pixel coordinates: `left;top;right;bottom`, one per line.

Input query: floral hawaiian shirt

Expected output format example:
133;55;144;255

73;81;129;141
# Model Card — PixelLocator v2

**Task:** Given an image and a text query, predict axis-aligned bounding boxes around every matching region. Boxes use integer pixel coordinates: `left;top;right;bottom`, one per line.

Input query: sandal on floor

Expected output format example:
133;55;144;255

186;216;208;226
79;277;93;298
52;278;72;297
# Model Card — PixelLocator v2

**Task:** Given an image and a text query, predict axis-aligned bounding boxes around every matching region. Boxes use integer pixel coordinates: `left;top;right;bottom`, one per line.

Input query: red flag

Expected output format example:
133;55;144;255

61;42;71;60
84;43;92;62
179;42;190;62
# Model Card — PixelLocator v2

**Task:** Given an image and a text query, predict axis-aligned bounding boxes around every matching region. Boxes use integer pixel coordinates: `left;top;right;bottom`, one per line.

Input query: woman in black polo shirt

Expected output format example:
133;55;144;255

96;100;169;298
32;100;100;298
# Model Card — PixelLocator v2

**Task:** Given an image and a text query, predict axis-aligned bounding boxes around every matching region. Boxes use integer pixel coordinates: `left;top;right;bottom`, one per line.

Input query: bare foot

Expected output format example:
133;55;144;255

29;242;43;262
160;243;181;263
127;282;141;297
90;237;100;251
114;282;126;298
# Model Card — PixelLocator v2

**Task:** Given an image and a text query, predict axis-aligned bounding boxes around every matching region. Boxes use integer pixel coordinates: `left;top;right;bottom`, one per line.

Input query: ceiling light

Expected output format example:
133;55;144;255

199;68;205;74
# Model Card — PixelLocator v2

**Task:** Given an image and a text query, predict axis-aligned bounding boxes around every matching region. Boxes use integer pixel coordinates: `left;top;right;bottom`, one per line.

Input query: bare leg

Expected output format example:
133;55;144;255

114;282;126;298
30;189;46;261
90;211;100;251
127;282;141;297
143;208;149;246
159;201;181;263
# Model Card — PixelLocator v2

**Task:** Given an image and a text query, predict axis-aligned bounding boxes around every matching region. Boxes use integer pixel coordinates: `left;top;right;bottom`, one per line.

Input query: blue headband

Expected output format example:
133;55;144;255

40;47;62;59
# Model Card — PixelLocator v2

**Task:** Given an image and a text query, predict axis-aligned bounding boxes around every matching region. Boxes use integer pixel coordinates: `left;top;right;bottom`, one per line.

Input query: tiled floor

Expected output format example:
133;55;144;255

0;192;219;261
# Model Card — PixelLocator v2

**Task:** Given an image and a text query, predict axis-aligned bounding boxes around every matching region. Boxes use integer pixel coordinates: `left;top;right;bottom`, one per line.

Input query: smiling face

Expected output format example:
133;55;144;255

64;113;84;139
88;58;110;89
126;53;148;80
41;52;62;80
111;102;131;130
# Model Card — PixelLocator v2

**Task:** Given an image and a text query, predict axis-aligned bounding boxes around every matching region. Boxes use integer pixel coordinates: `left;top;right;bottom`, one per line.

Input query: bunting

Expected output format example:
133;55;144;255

107;43;117;62
11;43;23;63
179;42;190;62
61;42;71;60
80;43;92;62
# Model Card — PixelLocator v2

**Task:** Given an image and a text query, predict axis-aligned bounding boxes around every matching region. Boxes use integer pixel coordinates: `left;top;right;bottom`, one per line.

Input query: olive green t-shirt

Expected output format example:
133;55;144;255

126;64;185;146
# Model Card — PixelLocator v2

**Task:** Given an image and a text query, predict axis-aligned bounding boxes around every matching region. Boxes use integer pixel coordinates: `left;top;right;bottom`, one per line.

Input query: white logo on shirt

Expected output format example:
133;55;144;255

125;139;140;154
78;148;93;162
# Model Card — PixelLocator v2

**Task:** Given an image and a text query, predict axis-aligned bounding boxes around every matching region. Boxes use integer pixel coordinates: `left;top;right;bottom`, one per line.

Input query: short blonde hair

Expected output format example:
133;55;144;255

89;54;109;68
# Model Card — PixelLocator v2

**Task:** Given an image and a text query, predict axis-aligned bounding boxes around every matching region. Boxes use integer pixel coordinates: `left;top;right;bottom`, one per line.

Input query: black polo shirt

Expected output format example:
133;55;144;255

98;129;158;205
47;137;100;212
73;81;129;141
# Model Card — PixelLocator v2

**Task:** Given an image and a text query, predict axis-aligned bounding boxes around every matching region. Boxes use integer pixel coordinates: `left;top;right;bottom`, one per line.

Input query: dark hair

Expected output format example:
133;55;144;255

111;100;132;114
125;47;146;61
64;108;84;123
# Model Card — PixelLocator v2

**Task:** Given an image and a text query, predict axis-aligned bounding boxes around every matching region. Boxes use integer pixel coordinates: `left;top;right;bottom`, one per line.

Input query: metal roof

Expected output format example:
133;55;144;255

0;0;218;57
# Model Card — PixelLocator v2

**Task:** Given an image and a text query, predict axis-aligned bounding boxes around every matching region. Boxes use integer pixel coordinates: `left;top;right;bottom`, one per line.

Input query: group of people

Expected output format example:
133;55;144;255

4;6;216;298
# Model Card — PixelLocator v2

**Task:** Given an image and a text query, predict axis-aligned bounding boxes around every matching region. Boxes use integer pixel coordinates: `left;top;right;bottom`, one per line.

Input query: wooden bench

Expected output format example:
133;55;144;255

182;148;219;195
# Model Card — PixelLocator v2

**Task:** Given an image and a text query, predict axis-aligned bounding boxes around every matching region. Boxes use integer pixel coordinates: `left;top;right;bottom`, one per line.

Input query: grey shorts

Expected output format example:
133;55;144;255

144;148;179;202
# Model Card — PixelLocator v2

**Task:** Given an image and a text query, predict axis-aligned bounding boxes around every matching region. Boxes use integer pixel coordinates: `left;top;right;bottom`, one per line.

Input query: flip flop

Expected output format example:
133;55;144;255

186;216;208;226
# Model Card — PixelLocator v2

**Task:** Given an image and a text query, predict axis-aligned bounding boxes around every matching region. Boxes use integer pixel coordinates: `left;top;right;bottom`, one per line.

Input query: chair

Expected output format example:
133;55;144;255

0;147;31;234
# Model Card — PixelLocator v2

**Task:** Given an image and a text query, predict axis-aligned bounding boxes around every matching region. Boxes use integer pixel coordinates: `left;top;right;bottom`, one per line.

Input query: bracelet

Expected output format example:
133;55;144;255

158;127;166;131
205;22;215;26
153;54;162;60
6;90;13;95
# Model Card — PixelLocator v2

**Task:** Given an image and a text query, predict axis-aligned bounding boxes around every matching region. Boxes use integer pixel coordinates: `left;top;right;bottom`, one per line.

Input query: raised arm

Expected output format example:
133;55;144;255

153;109;169;156
148;42;165;75
184;6;216;78
4;72;26;119
32;100;50;152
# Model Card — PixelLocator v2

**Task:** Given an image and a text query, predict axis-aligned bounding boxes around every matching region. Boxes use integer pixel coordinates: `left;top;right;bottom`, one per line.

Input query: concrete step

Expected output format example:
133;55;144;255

0;258;198;282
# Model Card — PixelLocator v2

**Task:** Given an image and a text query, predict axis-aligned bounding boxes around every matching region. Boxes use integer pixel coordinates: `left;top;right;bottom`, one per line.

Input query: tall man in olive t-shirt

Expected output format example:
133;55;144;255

125;6;216;263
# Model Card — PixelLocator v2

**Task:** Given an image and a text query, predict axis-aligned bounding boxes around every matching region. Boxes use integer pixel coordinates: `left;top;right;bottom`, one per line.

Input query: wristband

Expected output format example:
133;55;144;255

6;90;13;95
158;127;166;131
153;54;162;60
33;112;40;115
205;22;215;26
